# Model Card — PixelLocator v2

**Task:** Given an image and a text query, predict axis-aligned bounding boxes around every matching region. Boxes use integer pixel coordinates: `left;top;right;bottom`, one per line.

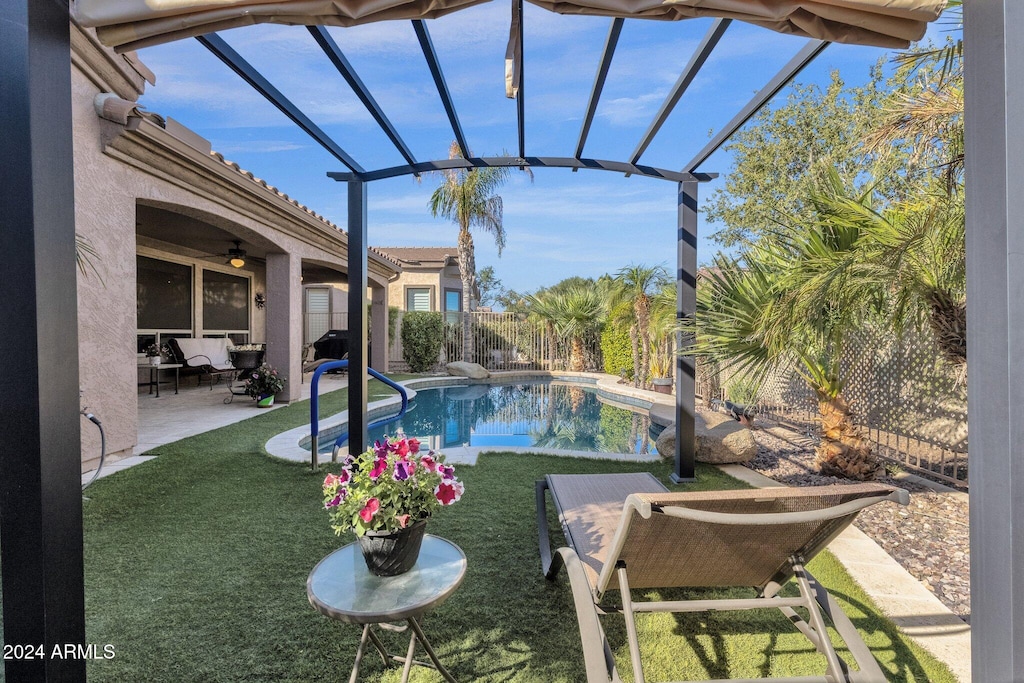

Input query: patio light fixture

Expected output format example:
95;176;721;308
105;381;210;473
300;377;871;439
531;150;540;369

227;240;246;268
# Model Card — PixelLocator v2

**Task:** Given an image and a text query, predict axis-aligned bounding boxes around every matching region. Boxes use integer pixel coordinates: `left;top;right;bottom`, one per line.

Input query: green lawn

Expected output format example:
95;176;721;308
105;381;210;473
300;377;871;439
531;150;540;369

78;382;954;682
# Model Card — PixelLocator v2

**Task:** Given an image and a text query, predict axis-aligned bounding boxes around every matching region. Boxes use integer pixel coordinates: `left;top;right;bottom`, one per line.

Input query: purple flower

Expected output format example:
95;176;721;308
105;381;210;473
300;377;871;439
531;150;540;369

369;456;388;480
394;459;415;481
373;440;389;459
324;489;345;508
439;465;455;481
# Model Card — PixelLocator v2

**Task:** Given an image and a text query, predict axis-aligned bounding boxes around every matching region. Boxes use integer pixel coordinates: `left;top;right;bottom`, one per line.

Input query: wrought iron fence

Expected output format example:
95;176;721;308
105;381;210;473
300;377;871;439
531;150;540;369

709;326;969;487
388;311;603;373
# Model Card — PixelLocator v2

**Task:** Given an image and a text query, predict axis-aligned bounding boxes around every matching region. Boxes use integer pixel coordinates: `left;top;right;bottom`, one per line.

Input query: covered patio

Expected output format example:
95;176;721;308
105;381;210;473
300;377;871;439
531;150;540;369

2;0;1019;681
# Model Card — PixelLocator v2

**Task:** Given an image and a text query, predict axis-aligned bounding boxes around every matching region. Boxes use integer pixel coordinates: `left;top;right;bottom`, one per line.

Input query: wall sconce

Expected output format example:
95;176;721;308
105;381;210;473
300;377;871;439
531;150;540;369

254;292;266;309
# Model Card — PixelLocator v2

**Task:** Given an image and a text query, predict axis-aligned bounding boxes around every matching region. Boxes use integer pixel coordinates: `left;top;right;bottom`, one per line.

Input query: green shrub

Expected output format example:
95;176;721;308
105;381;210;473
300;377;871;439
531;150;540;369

725;376;761;405
601;318;634;380
387;306;400;350
401;311;443;372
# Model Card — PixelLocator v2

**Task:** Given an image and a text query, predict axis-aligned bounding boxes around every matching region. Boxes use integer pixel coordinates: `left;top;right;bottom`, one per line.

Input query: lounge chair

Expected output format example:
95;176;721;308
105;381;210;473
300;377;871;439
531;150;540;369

536;472;909;683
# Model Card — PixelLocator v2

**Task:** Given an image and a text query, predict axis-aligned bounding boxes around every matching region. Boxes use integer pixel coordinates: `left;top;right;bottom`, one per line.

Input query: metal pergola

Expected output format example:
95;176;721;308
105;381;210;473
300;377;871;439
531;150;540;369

4;1;1021;681
189;11;827;481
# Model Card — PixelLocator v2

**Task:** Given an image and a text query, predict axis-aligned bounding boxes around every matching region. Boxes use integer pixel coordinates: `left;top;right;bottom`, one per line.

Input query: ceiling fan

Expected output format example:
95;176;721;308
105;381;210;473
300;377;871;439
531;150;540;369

225;240;247;268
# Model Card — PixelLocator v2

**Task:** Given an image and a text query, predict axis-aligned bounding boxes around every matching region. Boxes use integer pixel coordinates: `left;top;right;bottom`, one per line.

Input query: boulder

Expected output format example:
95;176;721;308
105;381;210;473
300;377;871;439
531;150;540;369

446;361;490;380
655;413;758;464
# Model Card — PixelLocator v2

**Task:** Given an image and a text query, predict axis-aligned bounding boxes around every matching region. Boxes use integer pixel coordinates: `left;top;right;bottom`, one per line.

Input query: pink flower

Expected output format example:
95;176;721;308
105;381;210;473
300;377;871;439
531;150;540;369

337;467;351;484
323;473;340;488
369;456;388;480
419;454;437;473
396;514;410;529
435;480;463;506
359;497;380;522
408;438;421;454
394;439;411;457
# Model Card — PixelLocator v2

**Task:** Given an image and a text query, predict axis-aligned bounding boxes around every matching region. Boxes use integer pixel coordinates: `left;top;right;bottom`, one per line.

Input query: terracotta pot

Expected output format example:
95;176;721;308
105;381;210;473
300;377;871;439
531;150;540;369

357;519;428;576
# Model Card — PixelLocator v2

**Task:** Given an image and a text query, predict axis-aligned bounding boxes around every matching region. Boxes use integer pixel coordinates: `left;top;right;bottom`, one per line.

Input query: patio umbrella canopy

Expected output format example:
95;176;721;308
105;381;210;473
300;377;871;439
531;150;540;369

73;0;946;51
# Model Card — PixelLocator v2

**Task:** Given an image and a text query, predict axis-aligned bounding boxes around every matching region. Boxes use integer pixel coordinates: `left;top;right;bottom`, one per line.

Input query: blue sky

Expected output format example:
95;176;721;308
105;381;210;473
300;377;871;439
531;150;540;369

136;3;952;298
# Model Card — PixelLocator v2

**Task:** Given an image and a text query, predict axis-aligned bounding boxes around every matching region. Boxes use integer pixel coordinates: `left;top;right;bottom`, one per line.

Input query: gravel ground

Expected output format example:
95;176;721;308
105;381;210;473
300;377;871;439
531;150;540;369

723;411;972;622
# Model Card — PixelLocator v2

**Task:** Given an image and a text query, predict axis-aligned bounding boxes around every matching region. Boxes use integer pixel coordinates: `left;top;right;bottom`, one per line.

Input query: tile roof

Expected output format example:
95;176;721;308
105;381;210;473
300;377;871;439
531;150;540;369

372;246;459;265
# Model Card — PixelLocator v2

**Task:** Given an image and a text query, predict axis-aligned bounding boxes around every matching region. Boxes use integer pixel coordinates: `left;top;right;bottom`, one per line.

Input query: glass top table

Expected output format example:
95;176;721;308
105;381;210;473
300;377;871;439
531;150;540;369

307;535;466;682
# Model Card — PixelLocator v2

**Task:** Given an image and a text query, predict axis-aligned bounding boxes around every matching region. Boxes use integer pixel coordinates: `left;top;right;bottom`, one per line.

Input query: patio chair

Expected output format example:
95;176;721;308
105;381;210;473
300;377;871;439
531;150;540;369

536;473;909;683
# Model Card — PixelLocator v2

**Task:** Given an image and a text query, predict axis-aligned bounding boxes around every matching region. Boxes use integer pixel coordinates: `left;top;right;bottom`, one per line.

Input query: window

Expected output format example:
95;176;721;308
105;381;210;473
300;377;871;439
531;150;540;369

137;256;192;331
203;269;250;333
444;289;462;325
305;287;331;344
406;287;431;312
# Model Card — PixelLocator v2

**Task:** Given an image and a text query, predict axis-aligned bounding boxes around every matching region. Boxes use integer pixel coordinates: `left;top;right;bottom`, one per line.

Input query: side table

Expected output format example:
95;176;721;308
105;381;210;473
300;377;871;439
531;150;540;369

307;535;466;683
137;362;182;398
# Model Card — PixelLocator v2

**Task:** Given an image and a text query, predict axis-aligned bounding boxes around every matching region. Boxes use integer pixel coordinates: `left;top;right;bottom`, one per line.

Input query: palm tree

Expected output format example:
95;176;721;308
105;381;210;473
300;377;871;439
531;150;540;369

688;191;884;480
429;141;512;363
526;290;560;370
804;176;965;365
611;264;669;389
548;285;605;372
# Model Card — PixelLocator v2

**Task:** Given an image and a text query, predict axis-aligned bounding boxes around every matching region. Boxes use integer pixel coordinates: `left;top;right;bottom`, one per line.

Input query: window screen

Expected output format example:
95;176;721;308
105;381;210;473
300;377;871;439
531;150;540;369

137;256;192;330
406;288;431;312
203;269;249;331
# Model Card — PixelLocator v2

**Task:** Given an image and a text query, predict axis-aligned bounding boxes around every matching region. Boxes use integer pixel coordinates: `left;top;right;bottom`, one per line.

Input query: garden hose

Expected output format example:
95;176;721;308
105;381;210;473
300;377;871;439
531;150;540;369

81;409;106;490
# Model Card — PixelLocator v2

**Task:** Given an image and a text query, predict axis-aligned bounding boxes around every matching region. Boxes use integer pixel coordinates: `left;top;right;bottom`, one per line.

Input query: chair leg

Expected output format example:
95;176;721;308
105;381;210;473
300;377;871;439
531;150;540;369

616;564;645;683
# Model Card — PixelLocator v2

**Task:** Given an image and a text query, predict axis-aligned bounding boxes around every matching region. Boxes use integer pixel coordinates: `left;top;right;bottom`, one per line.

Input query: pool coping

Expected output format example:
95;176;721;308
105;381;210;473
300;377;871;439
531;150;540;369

264;371;671;465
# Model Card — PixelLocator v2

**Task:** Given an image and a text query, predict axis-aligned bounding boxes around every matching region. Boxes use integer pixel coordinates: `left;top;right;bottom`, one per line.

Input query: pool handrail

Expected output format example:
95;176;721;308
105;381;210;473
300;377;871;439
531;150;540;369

308;360;409;471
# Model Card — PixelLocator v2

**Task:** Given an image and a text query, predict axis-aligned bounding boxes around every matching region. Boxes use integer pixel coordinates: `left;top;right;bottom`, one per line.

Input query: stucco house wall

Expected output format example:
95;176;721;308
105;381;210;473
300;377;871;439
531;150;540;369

71;26;396;471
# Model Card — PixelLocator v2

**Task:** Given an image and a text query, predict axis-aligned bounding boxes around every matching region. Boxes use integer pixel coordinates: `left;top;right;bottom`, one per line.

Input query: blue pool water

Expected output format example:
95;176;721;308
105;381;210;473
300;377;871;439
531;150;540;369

317;381;656;455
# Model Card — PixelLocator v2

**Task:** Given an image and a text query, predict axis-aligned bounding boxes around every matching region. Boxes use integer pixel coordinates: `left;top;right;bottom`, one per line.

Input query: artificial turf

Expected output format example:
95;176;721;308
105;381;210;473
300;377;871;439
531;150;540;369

75;381;955;682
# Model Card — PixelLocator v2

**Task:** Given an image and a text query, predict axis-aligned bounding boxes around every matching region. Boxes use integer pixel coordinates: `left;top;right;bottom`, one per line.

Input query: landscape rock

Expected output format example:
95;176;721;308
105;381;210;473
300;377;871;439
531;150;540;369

655;412;758;464
446;361;490;380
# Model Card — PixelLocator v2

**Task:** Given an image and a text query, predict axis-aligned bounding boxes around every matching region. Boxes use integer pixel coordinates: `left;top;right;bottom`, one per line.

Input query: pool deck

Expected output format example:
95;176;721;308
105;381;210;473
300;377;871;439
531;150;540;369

92;370;970;681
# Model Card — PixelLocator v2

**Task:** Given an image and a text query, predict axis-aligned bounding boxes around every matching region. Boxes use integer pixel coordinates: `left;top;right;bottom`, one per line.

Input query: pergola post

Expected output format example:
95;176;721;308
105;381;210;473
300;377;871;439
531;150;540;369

671;180;698;483
964;1;1023;678
347;180;369;455
0;1;86;680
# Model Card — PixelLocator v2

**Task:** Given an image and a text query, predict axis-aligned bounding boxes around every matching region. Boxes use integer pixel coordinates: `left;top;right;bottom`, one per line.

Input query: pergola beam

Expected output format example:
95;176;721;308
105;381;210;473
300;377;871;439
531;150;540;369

629;18;731;165
412;20;471;156
307;26;417;167
329;156;715;183
196;33;365;173
682;38;828;173
574;18;624;162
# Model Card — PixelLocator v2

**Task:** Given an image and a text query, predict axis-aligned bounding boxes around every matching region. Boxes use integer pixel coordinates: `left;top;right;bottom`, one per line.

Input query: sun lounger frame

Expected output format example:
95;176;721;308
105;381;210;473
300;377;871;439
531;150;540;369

536;473;909;683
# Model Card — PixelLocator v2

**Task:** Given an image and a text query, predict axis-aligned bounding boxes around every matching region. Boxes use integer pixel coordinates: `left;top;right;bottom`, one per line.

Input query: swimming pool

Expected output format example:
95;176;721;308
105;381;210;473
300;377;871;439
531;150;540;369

315;380;656;455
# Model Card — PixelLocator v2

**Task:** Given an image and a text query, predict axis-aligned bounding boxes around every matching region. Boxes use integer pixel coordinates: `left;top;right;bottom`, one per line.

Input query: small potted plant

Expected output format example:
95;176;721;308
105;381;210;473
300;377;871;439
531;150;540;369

243;362;285;407
322;435;464;576
649;341;674;394
144;343;169;366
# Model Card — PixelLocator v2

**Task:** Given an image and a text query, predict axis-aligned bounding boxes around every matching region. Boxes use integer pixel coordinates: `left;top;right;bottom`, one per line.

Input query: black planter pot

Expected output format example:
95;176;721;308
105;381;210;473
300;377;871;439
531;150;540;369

357;519;428;577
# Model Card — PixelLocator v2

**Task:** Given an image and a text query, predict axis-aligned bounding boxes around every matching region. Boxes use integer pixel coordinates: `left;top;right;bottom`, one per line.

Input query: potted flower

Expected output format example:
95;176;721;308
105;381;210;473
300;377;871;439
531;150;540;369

322;436;464;576
243;362;285;407
649;341;674;394
144;343;169;366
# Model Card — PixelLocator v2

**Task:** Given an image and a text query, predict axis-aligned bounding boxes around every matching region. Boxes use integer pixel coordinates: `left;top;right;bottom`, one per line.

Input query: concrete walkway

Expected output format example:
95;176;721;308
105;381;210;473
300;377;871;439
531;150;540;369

87;372;970;680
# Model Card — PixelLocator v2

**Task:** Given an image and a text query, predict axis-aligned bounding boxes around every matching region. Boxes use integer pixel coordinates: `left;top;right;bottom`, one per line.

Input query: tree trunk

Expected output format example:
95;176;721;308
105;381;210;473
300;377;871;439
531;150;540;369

636;295;651;389
926;289;967;365
458;228;475;363
814;393;882;480
570;336;585;372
